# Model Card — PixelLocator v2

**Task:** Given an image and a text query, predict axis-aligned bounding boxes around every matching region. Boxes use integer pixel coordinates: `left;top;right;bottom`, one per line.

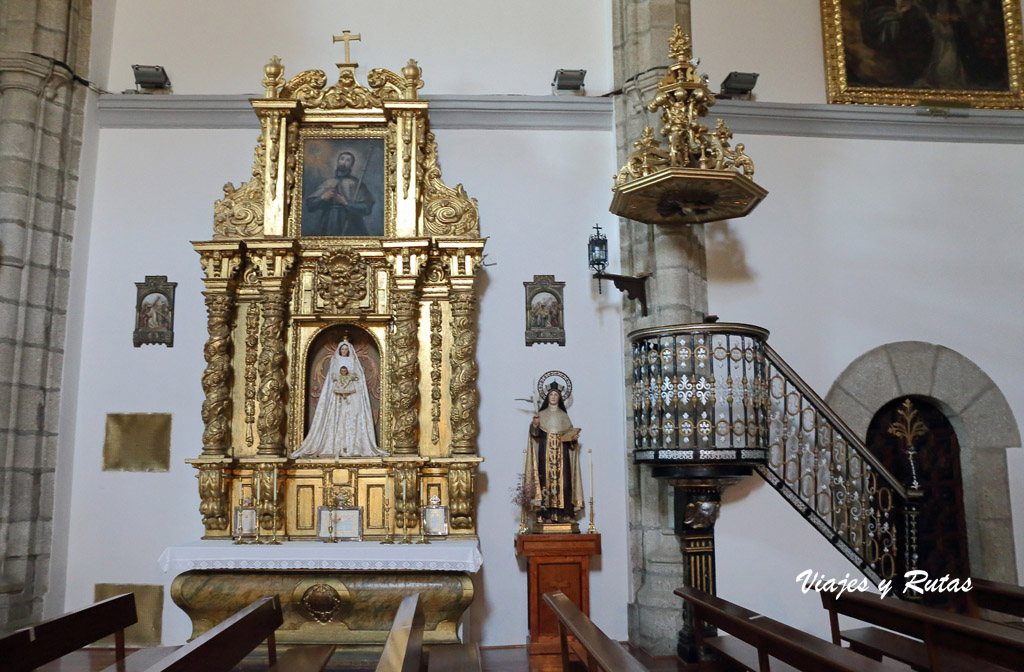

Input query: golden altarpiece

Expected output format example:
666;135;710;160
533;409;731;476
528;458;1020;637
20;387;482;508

174;41;485;647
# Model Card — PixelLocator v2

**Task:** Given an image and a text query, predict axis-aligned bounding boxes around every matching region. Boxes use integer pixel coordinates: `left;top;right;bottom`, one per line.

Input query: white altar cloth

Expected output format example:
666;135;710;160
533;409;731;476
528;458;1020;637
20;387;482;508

158;540;482;574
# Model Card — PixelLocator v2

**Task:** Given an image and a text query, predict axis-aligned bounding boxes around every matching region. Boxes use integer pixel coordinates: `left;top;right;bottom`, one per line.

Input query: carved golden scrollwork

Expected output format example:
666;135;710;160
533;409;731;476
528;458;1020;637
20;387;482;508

283;69;385;110
448;292;479;455
448;463;474;530
395;466;420;530
255;464;283;531
214;142;265;239
315;249;368;313
197;464;229;531
421;132;479;237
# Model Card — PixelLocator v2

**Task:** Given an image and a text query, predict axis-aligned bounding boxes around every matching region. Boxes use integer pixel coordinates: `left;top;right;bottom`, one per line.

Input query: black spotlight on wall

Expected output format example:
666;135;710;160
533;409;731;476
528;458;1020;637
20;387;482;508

552;69;586;95
132;65;171;93
718;71;758;99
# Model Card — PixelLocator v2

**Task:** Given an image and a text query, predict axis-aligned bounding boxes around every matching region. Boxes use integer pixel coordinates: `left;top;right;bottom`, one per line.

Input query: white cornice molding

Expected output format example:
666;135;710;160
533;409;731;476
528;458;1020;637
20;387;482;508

95;93;1024;143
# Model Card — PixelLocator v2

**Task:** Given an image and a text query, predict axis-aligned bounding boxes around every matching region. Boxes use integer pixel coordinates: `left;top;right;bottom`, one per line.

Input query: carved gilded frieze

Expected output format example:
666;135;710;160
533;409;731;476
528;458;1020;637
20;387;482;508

315;249;369;313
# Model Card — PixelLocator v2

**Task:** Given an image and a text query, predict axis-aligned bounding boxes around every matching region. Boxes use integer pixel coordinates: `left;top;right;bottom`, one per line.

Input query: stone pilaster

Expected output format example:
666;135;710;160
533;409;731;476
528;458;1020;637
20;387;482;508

0;0;91;629
612;0;708;656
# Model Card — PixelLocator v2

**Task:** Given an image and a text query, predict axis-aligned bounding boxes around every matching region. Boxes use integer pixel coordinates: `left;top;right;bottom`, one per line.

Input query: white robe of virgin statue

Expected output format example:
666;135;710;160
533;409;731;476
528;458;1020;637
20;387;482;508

291;342;384;458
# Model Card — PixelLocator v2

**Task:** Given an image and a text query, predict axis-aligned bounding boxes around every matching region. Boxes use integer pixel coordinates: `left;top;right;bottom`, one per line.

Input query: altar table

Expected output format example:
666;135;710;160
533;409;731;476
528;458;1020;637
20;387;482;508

160;540;481;647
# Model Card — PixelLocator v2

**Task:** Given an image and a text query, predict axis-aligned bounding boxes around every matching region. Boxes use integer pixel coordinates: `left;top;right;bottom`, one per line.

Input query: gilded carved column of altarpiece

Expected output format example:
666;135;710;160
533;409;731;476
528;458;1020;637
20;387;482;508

189;52;484;543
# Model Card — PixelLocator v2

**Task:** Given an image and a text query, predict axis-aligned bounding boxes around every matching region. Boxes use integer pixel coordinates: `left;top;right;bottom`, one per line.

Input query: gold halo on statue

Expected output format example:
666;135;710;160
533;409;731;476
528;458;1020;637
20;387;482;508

537;370;572;407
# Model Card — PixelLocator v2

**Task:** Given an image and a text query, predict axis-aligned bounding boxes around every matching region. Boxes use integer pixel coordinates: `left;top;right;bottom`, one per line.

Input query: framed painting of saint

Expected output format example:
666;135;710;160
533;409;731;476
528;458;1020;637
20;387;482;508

821;0;1024;108
133;275;176;347
524;275;565;346
298;136;386;237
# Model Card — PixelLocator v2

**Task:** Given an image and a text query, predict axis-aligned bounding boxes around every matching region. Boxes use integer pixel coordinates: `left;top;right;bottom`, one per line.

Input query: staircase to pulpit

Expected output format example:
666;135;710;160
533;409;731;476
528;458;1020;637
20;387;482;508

629;322;924;660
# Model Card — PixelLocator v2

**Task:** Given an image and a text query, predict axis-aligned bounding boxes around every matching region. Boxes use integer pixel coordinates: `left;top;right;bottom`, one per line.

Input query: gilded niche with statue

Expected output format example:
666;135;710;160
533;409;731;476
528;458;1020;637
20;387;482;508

189;43;485;543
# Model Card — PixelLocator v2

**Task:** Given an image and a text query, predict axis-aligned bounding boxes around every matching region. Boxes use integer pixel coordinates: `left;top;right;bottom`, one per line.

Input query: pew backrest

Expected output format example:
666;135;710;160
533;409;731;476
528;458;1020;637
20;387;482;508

542;591;648;672
0;592;136;672
820;589;1024;671
676;586;899;672
967;578;1024;620
375;593;425;672
141;595;282;672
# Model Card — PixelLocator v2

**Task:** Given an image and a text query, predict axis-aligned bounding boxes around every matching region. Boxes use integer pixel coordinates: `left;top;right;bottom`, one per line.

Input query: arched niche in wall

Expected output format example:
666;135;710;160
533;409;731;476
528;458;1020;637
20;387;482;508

825;341;1021;584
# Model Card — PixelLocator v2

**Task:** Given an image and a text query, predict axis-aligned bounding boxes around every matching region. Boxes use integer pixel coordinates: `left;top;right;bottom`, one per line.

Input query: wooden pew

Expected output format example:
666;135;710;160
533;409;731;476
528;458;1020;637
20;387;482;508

820;588;1024;671
0;592;159;672
375;593;425;672
140;595;335;672
542;591;648;672
966;578;1024;621
675;585;903;672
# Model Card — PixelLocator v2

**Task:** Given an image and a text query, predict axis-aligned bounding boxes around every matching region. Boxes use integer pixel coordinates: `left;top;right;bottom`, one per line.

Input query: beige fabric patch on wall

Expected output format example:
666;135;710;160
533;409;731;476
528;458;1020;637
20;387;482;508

103;413;171;472
94;583;163;646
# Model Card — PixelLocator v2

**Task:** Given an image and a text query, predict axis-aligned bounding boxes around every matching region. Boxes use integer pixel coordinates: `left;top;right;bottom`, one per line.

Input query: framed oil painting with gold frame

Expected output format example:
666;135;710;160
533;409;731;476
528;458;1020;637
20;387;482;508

821;0;1024;108
290;128;394;238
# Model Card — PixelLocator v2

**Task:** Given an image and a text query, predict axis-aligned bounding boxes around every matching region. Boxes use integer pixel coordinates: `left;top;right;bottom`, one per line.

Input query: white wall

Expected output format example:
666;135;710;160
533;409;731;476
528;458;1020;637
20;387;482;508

709;134;1024;637
101;0;613;97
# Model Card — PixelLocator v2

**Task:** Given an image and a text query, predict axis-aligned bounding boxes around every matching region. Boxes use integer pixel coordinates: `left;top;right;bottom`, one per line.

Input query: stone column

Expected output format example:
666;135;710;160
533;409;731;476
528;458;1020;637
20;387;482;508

0;0;91;628
612;0;711;656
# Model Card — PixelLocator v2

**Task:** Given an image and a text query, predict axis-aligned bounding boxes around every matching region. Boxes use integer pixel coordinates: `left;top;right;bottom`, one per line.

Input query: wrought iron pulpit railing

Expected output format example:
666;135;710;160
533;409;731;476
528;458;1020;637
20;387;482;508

759;344;921;586
630;323;922;589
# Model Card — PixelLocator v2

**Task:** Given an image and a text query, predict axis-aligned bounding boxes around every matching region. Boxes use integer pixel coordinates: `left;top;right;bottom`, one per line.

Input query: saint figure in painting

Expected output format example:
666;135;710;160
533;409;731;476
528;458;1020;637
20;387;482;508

303;151;376;237
524;382;583;523
291;341;384;458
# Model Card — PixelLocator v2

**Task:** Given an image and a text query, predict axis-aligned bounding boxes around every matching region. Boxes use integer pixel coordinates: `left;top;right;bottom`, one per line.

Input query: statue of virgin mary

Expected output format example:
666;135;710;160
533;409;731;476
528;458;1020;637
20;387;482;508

291;340;385;458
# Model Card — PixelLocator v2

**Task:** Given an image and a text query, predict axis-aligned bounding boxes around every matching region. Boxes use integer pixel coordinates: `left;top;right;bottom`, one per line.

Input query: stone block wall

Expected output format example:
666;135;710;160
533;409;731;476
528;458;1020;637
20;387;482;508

0;0;91;629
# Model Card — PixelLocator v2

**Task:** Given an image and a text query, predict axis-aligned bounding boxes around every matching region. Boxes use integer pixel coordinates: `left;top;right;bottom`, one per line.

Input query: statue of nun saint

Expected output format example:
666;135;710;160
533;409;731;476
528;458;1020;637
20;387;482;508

291;340;385;458
524;381;583;523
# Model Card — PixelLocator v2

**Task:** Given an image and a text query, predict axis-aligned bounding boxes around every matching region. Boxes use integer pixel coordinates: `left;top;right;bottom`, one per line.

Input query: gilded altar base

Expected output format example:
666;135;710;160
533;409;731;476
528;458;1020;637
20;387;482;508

171;570;472;647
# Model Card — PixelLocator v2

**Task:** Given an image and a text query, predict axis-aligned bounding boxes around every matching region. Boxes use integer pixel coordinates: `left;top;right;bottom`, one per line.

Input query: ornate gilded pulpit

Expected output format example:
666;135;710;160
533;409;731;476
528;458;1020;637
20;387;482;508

175;39;485;648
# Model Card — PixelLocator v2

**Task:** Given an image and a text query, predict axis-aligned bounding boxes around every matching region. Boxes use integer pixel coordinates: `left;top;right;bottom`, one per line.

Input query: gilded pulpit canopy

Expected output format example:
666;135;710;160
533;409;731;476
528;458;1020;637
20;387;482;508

189;36;485;542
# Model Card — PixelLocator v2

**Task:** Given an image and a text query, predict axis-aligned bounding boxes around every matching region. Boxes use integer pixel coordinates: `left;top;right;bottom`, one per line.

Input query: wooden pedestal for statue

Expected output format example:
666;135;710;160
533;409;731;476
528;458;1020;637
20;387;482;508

515;533;601;654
